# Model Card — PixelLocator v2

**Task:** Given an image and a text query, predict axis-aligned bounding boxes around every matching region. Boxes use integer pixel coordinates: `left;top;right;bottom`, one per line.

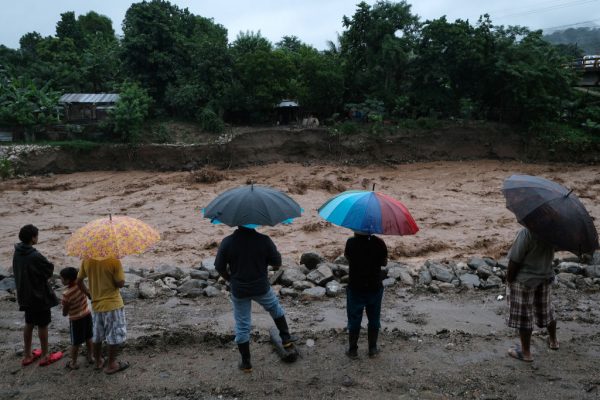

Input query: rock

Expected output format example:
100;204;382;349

455;262;470;272
300;252;324;270
301;286;326;299
269;270;284;285
382;278;396;287
428;263;455;283
203;286;220;297
558;262;584;275
437;282;456;292
155;264;186;280
496;258;509;270
280;268;306;286
138;281;157;299
280;288;298;298
326;280;342;297
190;270;210;280
476;265;493;280
200;257;216;272
583;265;600;278
467;257;488;271
120;287;139;302
387;266;407;280
419;269;432;285
177;279;208;296
293;280;315;290
306;264;334;286
592;251;600;265
481;275;502;289
334;255;348;265
163;277;178;289
335;264;349;277
183;288;205;298
124;273;143;287
428;282;441;294
0;290;14;301
398;271;414;286
340;275;349;284
557;272;576;284
459;273;481;289
0;277;16;292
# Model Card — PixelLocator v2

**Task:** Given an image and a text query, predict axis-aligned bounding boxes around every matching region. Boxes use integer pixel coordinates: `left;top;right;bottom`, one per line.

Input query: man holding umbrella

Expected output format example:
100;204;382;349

204;184;302;373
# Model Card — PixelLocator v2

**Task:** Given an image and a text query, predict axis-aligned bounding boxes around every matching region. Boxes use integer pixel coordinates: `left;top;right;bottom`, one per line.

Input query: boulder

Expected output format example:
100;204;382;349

557;273;576;283
334;255;348;265
480;275;502;290
459;273;481;289
496;258;509;270
583;265;600;278
419;270;433;285
138;281;158;299
301;286;326;299
293;280;315;290
428;263;455;283
124;273;143;287
190;270;210;280
467;257;488;271
203;286;221;297
163;277;178;290
0;290;14;301
177;279;208;296
306;264;335;286
382;278;396;287
557;262;583;275
398;271;414;286
592;251;600;265
335;264;349;277
280;288;299;298
120;287;139;302
184;288;205;298
200;257;216;272
325;281;342;297
300;252;324;270
0;277;16;292
387;266;407;280
155;264;186;280
269;270;284;285
475;265;493;280
280;268;306;286
437;282;456;292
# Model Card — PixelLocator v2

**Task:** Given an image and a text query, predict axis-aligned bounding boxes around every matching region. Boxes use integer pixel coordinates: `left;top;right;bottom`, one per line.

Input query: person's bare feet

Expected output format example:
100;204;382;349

508;347;533;362
95;357;105;370
104;360;129;374
547;337;560;350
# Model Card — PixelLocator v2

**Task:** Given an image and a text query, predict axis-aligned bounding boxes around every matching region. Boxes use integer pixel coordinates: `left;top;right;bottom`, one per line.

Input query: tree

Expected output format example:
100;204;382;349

107;82;152;143
56;11;84;49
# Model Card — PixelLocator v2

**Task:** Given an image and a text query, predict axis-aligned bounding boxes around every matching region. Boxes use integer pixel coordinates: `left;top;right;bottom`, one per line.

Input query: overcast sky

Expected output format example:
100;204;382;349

1;0;599;49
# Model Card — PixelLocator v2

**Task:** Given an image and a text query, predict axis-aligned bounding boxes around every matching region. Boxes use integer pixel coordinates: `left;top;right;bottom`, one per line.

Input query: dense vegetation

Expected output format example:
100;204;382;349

0;0;598;145
544;27;600;55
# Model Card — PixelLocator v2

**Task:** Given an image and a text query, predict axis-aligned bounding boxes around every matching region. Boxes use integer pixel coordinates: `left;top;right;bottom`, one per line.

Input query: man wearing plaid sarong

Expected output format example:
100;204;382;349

506;228;558;362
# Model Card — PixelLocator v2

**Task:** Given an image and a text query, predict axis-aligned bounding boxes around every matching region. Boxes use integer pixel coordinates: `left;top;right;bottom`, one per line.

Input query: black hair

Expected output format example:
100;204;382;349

60;267;78;282
18;224;39;244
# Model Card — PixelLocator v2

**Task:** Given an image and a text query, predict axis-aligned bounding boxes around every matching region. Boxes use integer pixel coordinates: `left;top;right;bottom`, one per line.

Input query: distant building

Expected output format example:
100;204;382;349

275;99;300;125
59;93;120;122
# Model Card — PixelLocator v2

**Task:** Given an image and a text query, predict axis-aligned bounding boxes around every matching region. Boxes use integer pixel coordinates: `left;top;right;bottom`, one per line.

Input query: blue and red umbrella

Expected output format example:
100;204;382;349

318;189;419;235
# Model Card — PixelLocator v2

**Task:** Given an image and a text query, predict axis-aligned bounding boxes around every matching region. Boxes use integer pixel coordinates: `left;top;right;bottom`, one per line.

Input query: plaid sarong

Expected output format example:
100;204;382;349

92;307;127;345
506;281;555;330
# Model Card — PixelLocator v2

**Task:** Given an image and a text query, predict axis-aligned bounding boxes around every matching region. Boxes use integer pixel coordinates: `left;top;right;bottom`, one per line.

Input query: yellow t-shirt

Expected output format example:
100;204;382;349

78;258;125;312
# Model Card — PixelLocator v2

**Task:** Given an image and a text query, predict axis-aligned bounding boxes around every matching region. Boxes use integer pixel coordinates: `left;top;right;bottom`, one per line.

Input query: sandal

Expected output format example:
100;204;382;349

21;349;42;366
508;347;533;363
104;360;130;375
39;351;64;367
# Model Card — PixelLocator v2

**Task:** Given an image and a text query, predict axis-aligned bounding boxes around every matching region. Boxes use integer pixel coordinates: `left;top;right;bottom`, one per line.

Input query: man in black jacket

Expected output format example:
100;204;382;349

13;224;60;366
344;231;388;358
215;226;295;372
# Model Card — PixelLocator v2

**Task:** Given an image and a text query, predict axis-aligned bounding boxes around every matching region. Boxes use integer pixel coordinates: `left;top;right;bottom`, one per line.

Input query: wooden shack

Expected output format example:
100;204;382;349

59;93;119;122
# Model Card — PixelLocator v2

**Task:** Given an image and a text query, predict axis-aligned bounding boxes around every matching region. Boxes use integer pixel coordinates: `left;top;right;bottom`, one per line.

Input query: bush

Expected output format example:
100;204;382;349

150;124;171;143
108;82;152;144
0;157;13;179
198;107;225;133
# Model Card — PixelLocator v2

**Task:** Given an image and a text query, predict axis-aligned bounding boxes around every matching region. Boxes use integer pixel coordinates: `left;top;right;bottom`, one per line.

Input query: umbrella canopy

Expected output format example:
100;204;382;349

66;215;160;260
502;174;599;255
318;190;419;235
203;184;302;227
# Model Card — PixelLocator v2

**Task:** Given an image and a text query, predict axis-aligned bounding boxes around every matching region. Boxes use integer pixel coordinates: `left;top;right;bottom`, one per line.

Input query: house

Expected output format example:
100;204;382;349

59;93;119;122
275;99;300;125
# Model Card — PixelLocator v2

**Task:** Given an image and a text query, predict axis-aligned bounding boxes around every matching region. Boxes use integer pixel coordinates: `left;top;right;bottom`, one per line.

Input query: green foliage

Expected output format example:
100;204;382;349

534;122;597;152
544;27;600;55
198;107;225;133
107;82;152;143
0;157;13;179
150;124;171;143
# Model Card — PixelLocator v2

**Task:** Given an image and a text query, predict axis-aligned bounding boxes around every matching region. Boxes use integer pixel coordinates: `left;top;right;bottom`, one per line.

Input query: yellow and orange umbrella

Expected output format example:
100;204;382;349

66;215;160;260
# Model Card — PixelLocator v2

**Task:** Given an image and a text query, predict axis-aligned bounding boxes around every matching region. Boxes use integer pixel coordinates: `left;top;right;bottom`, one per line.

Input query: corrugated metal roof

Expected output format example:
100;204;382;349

276;99;299;108
59;93;120;104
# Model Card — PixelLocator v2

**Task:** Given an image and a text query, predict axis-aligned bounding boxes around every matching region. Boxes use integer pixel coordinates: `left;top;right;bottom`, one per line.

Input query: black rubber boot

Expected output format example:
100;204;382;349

274;316;297;348
368;328;379;357
237;342;252;372
346;331;359;359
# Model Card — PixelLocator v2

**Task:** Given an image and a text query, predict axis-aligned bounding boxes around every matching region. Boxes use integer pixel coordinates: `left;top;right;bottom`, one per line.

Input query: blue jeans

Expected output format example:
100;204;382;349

346;287;383;334
231;287;285;344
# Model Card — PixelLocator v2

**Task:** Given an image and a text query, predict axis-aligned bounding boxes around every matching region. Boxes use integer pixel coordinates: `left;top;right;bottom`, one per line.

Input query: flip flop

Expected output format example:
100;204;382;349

547;337;560;350
104;360;130;375
39;351;64;367
21;349;43;366
508;347;533;363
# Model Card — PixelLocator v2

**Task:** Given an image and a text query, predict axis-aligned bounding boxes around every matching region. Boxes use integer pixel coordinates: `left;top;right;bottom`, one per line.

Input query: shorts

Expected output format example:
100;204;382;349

92;308;127;345
506;281;555;330
70;313;93;346
24;309;51;327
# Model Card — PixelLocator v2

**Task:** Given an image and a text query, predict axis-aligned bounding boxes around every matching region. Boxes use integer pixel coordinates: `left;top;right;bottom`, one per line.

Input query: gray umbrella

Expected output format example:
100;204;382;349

502;174;599;255
203;184;302;227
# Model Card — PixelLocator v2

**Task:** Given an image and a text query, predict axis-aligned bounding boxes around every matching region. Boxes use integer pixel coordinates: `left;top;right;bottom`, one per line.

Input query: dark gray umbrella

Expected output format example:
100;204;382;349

502;174;599;255
203;184;302;227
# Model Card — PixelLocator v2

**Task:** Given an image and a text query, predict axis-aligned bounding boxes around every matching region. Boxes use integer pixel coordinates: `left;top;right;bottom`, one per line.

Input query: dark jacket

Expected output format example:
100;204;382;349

344;234;388;292
12;243;59;311
215;227;282;298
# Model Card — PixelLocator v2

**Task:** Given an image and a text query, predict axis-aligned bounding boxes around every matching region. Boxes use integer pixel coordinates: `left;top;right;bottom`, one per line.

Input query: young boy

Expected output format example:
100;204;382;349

13;224;63;366
60;267;94;369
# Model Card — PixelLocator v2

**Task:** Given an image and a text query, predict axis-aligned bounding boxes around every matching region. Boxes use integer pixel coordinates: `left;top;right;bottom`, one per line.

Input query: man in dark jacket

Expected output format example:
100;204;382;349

215;226;295;372
344;231;388;358
13;224;60;366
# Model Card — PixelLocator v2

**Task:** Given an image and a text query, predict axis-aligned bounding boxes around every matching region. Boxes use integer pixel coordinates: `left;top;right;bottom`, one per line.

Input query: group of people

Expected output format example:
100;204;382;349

13;220;558;374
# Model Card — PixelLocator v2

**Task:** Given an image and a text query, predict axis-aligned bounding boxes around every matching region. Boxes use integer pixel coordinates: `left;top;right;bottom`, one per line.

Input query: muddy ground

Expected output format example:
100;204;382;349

1;160;600;399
